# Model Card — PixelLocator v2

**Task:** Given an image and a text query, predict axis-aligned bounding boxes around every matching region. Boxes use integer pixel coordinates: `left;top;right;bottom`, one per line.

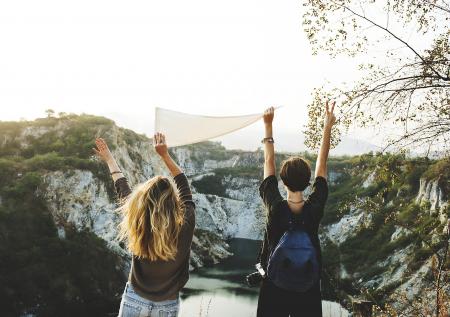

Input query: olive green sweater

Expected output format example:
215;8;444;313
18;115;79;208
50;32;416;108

115;173;195;301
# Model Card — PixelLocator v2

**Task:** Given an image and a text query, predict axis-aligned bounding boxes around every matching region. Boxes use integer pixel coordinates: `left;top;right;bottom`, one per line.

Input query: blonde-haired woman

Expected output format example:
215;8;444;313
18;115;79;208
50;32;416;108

94;133;195;317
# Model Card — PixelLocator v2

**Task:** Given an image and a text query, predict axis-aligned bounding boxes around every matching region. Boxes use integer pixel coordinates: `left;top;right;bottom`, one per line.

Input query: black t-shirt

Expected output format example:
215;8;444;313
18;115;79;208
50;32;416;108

258;175;328;273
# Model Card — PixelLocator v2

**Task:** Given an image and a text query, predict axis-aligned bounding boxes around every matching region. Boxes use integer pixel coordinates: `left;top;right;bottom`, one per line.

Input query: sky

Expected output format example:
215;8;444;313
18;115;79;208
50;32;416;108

0;0;407;152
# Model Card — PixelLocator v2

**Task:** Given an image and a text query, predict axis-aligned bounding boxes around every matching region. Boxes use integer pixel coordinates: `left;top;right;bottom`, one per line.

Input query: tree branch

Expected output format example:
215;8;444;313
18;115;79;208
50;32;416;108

333;1;448;81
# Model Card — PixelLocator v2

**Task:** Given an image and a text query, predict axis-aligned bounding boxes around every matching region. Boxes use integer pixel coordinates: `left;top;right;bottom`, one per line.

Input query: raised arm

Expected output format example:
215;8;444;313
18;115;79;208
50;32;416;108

153;132;182;178
263;107;276;179
94;138;131;199
154;132;194;208
94;138;124;182
315;101;336;179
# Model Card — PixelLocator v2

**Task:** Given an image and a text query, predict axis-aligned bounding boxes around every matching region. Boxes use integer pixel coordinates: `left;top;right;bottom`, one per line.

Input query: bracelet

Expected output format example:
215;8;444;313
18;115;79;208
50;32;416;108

261;137;274;144
110;171;122;175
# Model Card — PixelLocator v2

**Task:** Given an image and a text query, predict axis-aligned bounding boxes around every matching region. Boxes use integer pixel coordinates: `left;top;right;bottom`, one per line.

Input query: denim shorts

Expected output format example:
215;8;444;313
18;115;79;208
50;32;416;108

117;282;180;317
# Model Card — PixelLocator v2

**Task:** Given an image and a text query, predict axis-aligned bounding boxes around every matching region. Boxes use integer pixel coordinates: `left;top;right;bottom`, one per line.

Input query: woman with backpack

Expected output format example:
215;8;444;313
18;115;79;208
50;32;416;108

257;102;336;316
94;133;195;317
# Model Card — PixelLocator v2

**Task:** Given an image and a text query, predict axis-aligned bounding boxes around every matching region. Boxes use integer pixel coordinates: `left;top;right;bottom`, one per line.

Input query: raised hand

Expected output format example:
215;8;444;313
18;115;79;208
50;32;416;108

93;138;113;163
324;101;337;129
154;132;169;157
315;100;336;179
263;107;276;178
153;133;182;177
263;107;275;125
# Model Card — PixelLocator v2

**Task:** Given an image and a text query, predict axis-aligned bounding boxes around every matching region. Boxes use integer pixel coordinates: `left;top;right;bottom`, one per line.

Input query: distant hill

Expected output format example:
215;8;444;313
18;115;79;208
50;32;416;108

217;129;380;155
102;110;381;155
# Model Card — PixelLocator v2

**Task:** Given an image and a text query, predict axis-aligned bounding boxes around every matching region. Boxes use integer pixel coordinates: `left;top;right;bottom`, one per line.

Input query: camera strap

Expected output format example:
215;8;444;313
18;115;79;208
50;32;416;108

257;229;269;271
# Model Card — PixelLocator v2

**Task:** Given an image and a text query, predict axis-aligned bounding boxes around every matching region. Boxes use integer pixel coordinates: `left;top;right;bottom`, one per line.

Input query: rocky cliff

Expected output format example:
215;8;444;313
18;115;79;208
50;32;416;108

319;156;449;314
28;119;238;269
1;115;448;316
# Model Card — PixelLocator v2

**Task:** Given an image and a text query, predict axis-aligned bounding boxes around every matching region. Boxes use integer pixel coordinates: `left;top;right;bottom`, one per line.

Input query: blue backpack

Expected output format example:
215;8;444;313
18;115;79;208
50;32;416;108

267;214;319;292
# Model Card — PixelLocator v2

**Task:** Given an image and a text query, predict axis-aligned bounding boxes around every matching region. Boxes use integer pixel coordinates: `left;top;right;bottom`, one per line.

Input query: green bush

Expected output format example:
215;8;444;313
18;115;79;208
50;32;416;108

397;203;420;223
423;158;450;182
25;152;66;171
0;159;20;186
192;174;227;197
1;172;42;199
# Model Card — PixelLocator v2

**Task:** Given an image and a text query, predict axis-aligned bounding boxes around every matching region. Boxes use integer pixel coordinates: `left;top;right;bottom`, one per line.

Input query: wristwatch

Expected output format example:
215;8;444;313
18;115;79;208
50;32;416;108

261;137;274;144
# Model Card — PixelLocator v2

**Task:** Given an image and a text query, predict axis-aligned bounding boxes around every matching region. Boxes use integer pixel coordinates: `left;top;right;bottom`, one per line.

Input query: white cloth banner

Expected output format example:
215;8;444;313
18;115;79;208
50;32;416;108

154;107;263;147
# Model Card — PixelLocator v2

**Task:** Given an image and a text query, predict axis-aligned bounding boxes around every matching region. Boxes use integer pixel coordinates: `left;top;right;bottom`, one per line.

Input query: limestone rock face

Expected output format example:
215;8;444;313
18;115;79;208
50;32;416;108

323;209;373;245
42;170;125;255
416;177;448;223
169;146;267;240
34;129;267;270
41;175;237;270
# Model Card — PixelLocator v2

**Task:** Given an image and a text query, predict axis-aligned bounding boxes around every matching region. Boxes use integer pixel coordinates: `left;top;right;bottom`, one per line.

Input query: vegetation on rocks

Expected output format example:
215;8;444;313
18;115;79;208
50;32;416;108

0;115;128;316
0;114;448;316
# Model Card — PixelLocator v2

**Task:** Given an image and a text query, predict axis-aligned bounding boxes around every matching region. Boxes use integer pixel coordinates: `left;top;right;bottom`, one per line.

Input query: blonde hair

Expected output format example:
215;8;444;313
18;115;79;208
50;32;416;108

118;176;184;261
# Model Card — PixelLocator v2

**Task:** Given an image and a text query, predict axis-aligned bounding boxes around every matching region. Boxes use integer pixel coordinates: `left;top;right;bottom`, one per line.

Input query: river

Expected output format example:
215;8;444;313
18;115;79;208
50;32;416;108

180;238;349;317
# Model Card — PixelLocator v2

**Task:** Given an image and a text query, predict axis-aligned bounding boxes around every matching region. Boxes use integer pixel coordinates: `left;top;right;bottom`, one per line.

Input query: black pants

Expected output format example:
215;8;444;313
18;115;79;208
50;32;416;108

256;279;322;317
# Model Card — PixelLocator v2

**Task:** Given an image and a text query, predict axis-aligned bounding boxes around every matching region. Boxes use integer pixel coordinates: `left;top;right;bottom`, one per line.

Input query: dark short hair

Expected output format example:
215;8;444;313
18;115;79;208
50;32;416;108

279;157;311;192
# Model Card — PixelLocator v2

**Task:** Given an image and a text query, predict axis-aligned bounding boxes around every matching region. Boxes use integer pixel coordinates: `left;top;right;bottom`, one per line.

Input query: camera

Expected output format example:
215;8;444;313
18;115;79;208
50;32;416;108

245;263;266;287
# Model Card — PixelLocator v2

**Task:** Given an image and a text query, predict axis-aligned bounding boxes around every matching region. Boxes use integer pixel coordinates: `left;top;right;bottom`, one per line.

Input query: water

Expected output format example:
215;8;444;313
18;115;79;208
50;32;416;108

180;238;349;317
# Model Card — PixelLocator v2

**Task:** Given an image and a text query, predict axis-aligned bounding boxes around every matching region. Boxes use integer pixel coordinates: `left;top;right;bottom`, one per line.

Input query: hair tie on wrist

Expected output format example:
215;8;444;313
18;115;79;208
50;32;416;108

111;171;122;175
261;137;274;144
